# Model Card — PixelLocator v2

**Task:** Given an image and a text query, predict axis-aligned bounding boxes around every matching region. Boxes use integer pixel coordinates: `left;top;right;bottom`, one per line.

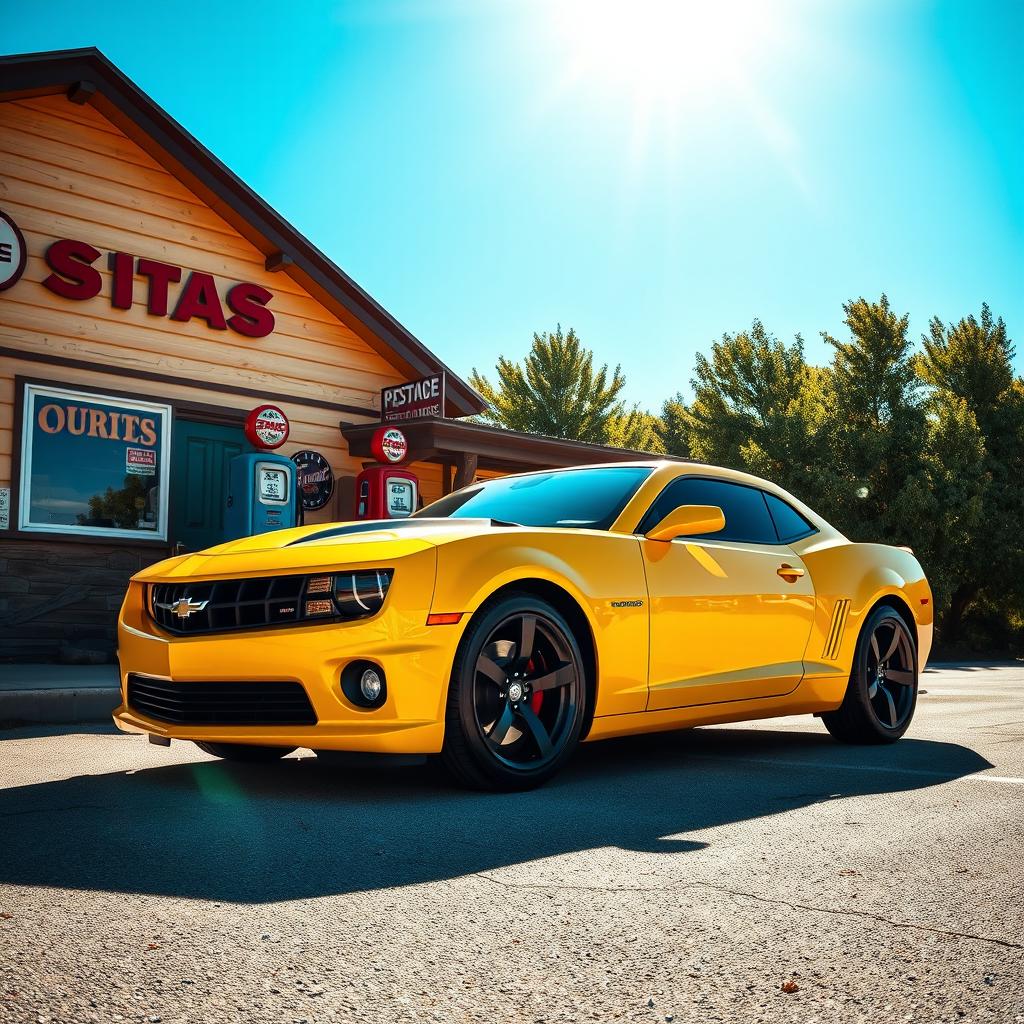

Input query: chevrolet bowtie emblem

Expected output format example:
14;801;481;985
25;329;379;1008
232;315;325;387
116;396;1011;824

156;596;210;620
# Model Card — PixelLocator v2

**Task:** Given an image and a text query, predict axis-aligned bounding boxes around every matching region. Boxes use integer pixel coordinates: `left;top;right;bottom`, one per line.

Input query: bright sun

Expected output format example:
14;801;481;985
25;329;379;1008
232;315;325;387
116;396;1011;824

547;0;782;114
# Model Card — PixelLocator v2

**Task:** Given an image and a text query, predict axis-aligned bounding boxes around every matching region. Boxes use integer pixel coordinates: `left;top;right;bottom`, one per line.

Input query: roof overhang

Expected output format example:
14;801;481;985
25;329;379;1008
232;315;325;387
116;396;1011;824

0;47;485;418
341;417;687;473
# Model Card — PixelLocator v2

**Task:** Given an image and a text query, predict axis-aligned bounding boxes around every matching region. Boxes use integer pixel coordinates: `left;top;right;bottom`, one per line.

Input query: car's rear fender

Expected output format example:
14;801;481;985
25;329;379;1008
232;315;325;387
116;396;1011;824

794;539;933;689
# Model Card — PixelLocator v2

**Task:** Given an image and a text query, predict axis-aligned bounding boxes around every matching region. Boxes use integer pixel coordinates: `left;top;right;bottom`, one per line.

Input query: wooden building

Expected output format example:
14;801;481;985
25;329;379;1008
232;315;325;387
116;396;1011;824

0;48;657;662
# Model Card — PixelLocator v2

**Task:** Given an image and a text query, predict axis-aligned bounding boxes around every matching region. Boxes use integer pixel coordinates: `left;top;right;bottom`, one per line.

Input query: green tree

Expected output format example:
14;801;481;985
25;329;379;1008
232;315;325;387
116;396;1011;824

821;294;929;543
656;393;691;458
915;304;1023;644
605;408;666;453
661;320;837;505
470;325;632;445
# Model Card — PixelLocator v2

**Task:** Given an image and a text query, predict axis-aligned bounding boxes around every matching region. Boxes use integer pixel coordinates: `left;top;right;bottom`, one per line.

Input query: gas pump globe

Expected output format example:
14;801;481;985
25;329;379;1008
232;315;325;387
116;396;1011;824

353;426;419;519
223;404;298;540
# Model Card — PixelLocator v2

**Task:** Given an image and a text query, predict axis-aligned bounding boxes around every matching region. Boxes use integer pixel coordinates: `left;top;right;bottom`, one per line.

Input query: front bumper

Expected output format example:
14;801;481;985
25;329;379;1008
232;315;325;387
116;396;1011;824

113;570;465;754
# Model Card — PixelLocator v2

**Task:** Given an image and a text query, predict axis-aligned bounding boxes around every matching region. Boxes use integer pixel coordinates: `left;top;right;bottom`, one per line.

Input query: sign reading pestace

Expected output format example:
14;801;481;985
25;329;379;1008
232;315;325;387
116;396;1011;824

0;210;27;291
371;427;409;464
245;405;290;449
381;373;445;423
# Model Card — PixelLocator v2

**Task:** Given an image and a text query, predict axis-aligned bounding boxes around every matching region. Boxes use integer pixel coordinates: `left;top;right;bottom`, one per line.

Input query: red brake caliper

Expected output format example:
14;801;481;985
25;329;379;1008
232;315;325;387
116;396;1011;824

527;657;543;713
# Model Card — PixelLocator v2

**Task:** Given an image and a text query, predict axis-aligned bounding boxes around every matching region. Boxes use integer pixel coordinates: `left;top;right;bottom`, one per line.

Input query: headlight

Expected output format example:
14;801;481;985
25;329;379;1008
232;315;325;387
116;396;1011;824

301;569;393;621
333;569;393;618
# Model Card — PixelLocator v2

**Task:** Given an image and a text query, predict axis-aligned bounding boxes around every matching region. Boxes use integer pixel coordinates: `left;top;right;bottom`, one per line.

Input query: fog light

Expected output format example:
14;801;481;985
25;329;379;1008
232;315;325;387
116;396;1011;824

341;660;387;709
360;667;383;703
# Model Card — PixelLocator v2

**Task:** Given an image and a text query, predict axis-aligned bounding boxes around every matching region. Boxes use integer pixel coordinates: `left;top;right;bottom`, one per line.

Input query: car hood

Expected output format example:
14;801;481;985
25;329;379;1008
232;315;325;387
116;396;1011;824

133;519;507;582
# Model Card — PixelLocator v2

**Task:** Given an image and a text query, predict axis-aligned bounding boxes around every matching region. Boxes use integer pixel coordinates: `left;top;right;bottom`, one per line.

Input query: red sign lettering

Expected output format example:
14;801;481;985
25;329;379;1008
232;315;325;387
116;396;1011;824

37;237;274;339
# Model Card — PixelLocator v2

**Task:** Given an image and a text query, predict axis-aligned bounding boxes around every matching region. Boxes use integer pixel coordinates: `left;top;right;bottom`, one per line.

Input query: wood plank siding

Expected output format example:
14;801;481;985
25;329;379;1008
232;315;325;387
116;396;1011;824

0;94;451;659
0;95;449;509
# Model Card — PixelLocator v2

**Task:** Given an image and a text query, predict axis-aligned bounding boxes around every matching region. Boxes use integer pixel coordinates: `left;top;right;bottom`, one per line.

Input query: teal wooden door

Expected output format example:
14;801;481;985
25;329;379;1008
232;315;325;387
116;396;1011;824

170;419;245;552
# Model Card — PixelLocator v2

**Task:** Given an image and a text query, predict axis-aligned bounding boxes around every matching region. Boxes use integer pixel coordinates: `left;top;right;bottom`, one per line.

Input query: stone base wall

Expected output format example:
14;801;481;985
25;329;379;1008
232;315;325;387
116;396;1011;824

0;540;168;663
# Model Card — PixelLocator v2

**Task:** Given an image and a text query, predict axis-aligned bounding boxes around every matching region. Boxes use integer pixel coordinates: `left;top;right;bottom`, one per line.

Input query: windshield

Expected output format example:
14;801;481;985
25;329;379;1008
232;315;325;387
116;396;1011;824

414;466;653;530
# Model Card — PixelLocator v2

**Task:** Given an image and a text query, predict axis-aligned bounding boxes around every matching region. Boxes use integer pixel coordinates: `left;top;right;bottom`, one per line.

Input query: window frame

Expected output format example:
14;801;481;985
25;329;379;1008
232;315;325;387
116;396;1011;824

634;474;818;546
17;382;173;542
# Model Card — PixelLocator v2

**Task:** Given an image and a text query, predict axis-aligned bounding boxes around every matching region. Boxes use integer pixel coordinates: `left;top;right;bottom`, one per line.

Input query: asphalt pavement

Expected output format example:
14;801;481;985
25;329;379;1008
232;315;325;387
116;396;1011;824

1;663;1022;1023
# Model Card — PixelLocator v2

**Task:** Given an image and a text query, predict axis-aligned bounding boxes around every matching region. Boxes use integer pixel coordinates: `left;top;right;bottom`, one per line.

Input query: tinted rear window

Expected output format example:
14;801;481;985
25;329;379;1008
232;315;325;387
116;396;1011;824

416;466;652;530
764;492;817;542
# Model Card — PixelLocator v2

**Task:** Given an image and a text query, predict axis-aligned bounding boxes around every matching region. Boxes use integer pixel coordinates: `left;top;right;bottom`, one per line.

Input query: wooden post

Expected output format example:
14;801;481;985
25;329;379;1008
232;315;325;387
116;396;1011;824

452;452;479;491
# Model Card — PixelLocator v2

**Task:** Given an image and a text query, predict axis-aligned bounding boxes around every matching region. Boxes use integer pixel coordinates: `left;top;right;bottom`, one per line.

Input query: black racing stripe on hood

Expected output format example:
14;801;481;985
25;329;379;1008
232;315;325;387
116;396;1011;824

286;518;490;546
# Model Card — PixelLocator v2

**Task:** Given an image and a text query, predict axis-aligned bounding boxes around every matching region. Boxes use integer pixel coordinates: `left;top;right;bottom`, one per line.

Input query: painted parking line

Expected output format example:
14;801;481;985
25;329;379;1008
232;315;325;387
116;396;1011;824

689;754;1024;785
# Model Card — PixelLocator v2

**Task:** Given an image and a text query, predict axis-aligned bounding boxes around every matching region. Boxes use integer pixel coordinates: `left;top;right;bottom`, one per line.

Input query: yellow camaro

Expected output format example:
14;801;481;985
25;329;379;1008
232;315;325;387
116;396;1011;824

115;461;932;790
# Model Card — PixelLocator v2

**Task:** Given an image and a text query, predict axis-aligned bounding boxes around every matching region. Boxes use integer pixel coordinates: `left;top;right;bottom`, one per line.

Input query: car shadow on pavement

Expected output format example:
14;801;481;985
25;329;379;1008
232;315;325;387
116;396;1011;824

0;727;991;903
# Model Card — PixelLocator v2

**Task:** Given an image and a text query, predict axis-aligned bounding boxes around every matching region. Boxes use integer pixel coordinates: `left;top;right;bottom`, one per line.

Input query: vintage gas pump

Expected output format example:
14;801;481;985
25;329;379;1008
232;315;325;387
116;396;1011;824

354;427;419;519
223;405;298;540
224;453;297;539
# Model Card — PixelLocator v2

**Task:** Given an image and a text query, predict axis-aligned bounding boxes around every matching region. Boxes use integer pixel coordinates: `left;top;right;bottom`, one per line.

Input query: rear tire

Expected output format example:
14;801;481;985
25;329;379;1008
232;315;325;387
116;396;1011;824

441;593;588;791
194;741;296;762
822;605;918;744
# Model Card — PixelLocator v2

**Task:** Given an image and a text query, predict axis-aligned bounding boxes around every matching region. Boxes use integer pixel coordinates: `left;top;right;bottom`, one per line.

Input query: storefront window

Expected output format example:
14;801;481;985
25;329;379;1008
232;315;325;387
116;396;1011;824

18;384;171;540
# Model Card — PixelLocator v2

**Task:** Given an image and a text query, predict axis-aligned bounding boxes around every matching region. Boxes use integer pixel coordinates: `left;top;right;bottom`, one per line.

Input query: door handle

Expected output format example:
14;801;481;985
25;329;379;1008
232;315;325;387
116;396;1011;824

777;563;805;582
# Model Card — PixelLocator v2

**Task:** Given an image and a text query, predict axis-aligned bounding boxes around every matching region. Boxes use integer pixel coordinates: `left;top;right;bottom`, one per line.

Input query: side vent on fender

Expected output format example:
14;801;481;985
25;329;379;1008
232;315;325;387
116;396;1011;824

823;599;851;661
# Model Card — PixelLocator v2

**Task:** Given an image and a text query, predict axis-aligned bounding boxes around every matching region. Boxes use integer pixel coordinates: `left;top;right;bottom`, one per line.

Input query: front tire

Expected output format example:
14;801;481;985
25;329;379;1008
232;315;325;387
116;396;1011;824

441;593;588;791
822;605;918;744
194;741;296;762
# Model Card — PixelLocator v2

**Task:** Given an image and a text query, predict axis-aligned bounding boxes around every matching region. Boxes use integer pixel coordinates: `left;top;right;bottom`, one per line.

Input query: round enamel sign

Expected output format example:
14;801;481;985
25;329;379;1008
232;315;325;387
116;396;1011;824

371;426;408;464
244;404;290;449
0;210;27;292
291;449;334;511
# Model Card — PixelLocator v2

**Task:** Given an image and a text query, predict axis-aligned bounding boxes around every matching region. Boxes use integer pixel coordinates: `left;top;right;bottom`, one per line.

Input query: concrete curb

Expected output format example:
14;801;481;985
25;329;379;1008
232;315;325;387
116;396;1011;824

0;686;121;724
0;665;120;725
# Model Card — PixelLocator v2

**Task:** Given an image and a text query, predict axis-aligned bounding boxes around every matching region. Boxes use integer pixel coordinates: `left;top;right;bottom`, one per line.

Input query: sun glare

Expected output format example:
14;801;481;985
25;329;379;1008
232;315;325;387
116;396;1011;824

548;0;781;112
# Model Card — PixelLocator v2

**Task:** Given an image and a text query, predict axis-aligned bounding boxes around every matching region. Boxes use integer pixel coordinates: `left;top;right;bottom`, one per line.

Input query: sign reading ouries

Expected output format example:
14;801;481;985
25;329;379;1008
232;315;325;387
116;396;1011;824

381;373;445;423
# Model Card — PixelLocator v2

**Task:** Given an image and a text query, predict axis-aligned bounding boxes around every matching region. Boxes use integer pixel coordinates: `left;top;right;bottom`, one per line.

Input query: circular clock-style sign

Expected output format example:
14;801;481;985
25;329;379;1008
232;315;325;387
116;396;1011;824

0;210;27;292
370;426;408;464
291;449;334;511
244;404;290;449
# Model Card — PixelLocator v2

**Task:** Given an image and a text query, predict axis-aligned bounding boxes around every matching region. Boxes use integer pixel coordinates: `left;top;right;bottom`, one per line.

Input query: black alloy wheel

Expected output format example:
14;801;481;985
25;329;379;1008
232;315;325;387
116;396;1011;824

822;605;918;744
442;593;587;790
865;615;916;730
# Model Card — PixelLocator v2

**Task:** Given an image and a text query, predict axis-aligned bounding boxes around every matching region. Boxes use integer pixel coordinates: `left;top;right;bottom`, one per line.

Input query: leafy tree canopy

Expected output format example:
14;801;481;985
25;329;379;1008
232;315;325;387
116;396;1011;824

470;326;638;446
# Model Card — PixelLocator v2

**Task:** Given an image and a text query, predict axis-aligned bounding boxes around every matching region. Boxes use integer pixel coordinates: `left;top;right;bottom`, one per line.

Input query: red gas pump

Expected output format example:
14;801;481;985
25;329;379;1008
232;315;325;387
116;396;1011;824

354;427;419;519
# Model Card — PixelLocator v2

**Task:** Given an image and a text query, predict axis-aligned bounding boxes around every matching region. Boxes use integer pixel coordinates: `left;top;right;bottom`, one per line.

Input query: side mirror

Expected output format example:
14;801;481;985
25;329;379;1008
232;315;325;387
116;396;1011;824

646;504;725;542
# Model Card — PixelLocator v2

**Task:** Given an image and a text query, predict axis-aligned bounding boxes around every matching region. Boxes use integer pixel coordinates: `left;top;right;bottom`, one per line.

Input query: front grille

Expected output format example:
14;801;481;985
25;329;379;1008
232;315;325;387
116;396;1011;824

148;570;393;636
150;575;308;635
127;674;317;726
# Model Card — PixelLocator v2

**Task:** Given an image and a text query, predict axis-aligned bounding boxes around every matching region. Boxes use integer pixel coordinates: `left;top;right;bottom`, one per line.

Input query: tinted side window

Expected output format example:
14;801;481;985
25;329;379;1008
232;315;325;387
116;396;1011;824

764;492;817;542
638;477;779;544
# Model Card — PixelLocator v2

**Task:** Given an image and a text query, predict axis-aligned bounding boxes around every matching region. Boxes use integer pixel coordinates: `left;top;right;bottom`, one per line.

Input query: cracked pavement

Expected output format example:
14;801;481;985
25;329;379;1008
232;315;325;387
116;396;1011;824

1;663;1022;1023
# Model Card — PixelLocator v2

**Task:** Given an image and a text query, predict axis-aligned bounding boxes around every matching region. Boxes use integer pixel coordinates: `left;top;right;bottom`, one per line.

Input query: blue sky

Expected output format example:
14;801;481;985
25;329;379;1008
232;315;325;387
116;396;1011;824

7;0;1022;408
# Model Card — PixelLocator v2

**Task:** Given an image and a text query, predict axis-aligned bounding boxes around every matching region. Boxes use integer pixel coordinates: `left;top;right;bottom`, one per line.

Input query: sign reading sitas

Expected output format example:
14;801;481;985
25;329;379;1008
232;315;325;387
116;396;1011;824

0;207;274;337
42;238;275;338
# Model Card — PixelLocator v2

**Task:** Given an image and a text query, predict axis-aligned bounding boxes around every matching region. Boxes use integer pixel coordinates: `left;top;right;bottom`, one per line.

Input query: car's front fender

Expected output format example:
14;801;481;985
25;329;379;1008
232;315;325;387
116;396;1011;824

429;531;650;716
